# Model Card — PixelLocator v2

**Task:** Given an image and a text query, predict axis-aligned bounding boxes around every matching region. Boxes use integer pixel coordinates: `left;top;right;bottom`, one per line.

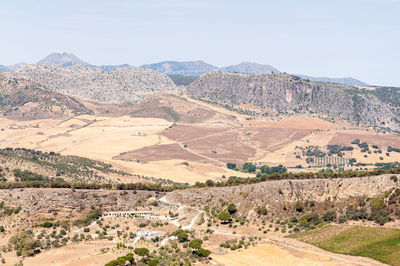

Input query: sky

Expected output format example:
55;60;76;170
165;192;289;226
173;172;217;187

0;0;399;86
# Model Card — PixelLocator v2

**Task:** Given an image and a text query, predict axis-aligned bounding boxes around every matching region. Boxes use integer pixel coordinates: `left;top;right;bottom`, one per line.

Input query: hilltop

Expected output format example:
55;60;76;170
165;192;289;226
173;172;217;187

6;64;179;104
0;75;91;120
187;72;399;131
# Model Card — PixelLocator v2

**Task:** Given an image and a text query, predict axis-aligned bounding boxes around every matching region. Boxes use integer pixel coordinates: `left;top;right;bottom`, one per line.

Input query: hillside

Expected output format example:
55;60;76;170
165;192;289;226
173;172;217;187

187;72;400;131
6;64;179;104
220;62;280;74
368;86;400;115
0;75;91;120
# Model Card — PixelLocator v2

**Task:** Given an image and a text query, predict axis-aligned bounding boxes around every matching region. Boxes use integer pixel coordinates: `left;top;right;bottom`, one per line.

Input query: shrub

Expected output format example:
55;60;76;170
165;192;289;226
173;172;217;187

323;210;337;222
256;205;267;215
338;215;347;223
295;201;303;212
227;203;237;215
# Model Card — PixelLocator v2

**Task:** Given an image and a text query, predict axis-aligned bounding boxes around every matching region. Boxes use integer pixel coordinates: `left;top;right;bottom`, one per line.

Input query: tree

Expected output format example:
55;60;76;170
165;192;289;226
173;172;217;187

196;248;211;257
189;238;203;249
242;162;256;173
226;163;237;170
172;229;189;242
134;247;149;258
205;180;215;187
227;203;237;215
218;211;231;223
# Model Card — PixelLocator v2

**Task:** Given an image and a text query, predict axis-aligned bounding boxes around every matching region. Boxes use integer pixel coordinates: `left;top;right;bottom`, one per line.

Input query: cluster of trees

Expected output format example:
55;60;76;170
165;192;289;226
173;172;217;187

194;167;400;189
326;145;353;157
105;253;135;266
170;229;211;257
388;146;400;153
0;166;399;193
260;164;287;175
226;162;287;175
12;169;51;182
9;230;41;257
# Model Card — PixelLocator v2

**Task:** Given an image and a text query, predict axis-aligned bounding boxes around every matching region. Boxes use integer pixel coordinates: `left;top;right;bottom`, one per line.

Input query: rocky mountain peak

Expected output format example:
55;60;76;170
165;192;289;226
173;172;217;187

37;52;90;67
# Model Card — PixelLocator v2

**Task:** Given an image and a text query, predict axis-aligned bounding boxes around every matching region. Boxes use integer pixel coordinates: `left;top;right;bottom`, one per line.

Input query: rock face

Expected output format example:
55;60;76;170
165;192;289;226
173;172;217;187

141;60;219;76
220;62;280;74
166;174;398;213
7;64;179;104
0;75;91;120
187;72;399;131
37;52;90;66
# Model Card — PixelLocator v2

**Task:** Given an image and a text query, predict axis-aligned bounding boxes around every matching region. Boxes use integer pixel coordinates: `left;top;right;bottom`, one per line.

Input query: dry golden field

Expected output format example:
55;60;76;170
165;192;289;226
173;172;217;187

1;96;400;184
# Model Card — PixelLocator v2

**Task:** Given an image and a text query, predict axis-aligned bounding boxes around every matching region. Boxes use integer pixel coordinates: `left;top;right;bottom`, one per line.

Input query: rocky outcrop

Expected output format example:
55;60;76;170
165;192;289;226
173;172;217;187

187;72;399;131
0;75;91;120
7;64;179;104
166;174;399;213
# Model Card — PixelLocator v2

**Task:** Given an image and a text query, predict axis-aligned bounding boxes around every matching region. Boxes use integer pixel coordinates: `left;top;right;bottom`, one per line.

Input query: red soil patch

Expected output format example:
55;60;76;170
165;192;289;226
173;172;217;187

114;143;208;163
183;130;256;163
162;123;233;142
248;127;311;151
243;116;334;130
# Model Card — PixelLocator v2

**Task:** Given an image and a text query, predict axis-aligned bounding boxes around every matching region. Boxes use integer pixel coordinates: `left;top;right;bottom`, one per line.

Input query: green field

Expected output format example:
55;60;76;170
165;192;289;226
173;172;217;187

288;225;400;266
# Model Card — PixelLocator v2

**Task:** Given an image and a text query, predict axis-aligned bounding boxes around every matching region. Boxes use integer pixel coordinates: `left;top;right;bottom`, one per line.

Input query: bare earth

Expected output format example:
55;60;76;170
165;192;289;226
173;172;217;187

212;238;385;266
2;101;400;184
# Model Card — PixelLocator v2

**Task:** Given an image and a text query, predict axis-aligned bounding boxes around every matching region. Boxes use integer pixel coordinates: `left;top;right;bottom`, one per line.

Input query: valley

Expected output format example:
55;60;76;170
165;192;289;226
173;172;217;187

0;55;399;266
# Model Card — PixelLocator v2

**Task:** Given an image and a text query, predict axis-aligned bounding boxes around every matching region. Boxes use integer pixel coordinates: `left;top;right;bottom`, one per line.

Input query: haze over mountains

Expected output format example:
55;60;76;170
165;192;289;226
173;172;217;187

0;52;370;87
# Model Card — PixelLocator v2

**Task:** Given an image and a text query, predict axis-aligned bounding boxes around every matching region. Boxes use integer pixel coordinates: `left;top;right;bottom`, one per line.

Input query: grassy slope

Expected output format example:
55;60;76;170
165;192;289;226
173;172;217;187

288;225;400;265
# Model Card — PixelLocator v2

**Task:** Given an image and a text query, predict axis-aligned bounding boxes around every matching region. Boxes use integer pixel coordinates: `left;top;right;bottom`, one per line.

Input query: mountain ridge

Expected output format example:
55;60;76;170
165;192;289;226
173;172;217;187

37;52;90;66
298;74;370;87
1;52;374;87
6;64;179;104
187;72;399;131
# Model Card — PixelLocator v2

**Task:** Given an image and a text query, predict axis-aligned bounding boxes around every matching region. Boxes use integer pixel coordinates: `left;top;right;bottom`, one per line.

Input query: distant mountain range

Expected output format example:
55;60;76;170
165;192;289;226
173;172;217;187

298;75;369;87
140;60;218;76
0;65;8;72
37;52;90;66
220;62;279;74
0;52;370;87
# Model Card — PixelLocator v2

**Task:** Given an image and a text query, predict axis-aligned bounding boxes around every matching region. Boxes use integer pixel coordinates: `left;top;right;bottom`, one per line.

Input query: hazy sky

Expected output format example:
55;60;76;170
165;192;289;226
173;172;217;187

1;0;399;86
